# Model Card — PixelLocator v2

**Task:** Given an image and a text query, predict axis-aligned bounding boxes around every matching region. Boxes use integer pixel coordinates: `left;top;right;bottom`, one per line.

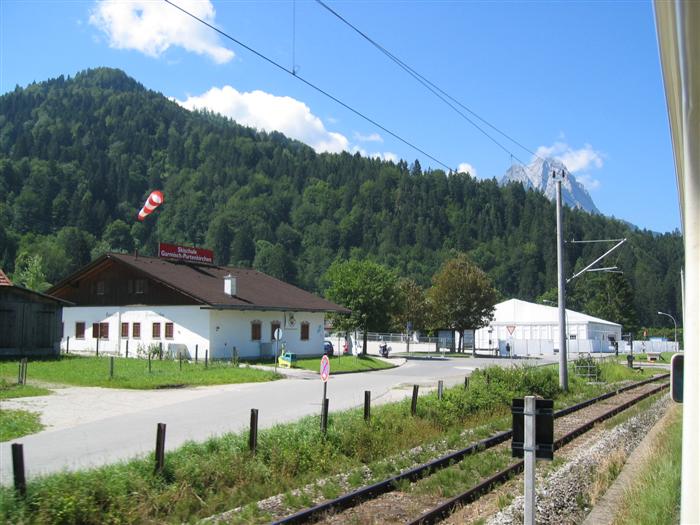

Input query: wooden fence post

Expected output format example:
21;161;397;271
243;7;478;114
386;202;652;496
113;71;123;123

96;337;99;357
205;349;208;369
66;336;70;354
109;356;114;379
364;390;371;421
411;384;419;416
464;376;469;389
438;380;444;400
148;352;152;373
249;409;259;453
154;423;166;474
11;443;26;497
195;344;198;364
125;340;129;359
159;342;163;360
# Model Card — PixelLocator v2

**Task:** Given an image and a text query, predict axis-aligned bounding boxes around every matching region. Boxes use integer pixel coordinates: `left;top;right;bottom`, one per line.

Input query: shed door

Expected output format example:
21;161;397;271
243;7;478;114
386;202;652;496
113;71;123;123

0;308;17;348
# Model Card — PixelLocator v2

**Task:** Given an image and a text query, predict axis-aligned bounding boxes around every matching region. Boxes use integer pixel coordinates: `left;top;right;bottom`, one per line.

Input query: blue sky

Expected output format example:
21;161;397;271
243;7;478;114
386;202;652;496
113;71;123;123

1;0;680;233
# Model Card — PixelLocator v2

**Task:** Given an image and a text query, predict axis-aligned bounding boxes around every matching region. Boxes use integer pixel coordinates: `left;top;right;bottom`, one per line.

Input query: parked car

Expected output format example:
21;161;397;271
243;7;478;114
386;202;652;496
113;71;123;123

323;340;334;356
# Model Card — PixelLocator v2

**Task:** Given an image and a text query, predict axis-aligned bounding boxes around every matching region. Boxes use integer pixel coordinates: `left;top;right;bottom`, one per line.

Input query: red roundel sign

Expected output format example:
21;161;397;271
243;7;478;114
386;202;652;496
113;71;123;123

320;355;330;382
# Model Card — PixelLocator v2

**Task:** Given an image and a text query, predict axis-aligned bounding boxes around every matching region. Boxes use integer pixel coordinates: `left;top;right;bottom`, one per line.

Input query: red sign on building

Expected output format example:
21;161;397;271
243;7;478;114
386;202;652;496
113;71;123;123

158;243;214;264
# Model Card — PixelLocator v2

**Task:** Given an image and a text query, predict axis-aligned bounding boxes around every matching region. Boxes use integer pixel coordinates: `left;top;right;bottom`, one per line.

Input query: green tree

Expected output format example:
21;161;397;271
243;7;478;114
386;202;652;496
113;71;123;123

12;252;51;292
253;240;296;283
323;259;398;355
103;219;134;253
427;253;497;352
391;278;429;333
570;272;639;333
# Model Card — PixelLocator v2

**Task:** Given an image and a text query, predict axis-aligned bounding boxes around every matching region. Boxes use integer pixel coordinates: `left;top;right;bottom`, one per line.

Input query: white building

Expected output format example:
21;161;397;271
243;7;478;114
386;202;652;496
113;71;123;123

49;253;349;359
475;298;622;356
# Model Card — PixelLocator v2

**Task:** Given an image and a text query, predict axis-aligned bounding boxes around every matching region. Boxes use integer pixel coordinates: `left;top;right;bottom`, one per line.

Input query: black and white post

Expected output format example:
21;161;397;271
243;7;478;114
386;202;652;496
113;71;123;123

524;395;536;525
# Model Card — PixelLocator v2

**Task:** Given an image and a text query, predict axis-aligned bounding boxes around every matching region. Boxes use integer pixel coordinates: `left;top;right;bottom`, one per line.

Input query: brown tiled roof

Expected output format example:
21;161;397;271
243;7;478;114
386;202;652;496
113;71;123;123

0;269;11;286
54;253;350;314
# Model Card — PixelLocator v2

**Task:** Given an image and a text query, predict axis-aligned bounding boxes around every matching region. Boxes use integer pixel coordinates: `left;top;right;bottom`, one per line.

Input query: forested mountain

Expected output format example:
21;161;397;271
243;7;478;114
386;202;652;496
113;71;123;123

0;68;683;328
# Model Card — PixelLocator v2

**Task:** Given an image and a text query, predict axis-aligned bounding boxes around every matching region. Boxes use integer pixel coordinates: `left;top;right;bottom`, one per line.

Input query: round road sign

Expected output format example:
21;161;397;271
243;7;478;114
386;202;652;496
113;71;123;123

320;355;330;382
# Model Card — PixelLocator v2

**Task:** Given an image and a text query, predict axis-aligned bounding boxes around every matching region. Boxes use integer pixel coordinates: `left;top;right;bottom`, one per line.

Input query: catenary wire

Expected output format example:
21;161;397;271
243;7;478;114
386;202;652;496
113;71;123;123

162;0;455;172
315;0;542;166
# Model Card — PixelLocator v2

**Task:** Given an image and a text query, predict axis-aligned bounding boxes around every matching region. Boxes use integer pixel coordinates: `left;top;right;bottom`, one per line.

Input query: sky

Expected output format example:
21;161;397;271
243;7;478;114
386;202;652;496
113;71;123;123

1;0;681;233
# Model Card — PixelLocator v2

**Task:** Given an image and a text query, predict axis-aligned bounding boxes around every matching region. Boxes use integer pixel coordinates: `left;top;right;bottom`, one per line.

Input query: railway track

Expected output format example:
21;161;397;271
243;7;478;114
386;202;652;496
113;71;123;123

273;374;669;525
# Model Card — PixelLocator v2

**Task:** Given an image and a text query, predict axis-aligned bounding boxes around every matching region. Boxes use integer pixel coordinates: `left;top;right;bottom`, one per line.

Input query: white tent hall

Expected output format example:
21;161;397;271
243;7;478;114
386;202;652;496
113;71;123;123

475;298;622;356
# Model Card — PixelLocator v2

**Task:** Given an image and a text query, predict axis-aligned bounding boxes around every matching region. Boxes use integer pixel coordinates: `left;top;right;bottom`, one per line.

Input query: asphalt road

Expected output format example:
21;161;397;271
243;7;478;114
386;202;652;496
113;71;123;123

0;355;555;485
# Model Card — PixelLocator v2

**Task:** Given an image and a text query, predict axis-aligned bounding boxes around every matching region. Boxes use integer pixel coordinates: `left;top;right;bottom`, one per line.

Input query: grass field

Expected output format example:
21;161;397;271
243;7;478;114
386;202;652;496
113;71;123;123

0;409;43;441
612;405;681;525
0;363;658;524
0;355;281;389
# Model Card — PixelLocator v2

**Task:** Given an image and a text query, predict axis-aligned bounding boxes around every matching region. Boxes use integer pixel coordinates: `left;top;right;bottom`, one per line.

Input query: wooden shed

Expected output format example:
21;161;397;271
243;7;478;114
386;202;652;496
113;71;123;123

0;270;71;358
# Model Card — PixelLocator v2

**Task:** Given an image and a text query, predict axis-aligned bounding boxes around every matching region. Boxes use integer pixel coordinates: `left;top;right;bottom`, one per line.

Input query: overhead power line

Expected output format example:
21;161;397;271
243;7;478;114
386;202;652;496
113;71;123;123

315;0;542;167
162;0;455;172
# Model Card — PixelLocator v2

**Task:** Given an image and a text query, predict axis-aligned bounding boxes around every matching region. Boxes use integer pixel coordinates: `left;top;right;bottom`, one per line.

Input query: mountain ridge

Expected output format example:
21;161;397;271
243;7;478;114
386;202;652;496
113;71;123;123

500;157;600;214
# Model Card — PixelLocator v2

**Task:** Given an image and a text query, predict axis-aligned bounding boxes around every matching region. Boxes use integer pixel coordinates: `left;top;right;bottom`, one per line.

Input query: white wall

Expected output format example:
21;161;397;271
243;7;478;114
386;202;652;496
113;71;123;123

209;310;325;359
60;306;210;357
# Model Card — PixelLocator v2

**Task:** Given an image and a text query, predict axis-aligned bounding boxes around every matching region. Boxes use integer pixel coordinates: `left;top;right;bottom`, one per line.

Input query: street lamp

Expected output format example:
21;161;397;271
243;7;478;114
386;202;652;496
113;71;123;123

657;311;678;346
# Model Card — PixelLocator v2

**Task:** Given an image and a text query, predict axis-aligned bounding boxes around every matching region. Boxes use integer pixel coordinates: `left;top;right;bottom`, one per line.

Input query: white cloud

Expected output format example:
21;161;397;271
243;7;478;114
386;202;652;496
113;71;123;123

535;142;604;173
176;86;349;153
350;146;398;163
373;151;398;162
535;141;604;191
89;0;234;63
354;132;383;143
457;162;477;177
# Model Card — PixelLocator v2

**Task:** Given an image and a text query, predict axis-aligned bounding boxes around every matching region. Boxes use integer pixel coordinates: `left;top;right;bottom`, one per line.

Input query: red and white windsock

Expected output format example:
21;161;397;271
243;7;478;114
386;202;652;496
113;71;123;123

137;190;164;221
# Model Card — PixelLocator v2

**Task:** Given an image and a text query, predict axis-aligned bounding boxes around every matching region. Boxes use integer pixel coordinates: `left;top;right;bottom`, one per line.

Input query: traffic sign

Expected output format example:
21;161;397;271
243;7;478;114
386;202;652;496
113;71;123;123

320;355;330;382
507;325;516;335
274;328;282;340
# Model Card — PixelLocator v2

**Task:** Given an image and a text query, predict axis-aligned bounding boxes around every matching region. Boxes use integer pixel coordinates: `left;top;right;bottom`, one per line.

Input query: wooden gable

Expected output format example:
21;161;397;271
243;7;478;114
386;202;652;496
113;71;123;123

50;257;201;307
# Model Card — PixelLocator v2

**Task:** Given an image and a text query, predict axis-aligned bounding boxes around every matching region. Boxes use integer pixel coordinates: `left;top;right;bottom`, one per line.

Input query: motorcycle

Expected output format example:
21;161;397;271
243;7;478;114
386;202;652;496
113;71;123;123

379;342;390;358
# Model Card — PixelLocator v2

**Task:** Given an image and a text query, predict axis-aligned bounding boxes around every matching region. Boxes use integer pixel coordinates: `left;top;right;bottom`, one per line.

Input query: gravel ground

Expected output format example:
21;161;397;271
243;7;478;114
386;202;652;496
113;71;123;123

486;395;670;525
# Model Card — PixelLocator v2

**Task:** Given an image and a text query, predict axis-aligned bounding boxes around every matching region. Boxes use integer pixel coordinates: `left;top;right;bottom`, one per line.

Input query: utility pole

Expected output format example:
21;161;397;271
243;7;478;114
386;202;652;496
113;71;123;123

554;170;568;391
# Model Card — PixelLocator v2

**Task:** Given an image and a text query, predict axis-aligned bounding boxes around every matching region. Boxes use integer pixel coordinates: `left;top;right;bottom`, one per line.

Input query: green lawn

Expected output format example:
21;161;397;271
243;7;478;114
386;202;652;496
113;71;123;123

633;351;677;362
0;356;281;389
0;378;51;400
612;405;681;525
294;355;395;373
250;354;395;373
0;409;44;441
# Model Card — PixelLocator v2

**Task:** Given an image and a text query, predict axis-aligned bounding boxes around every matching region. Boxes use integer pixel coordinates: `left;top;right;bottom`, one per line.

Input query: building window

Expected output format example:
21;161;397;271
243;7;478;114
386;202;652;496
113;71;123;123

96;281;105;295
152;322;161;339
93;323;109;339
121;322;129;338
128;280;134;294
300;321;310;341
251;320;262;341
135;279;147;294
271;321;281;340
76;322;85;339
165;322;174;339
132;322;141;339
